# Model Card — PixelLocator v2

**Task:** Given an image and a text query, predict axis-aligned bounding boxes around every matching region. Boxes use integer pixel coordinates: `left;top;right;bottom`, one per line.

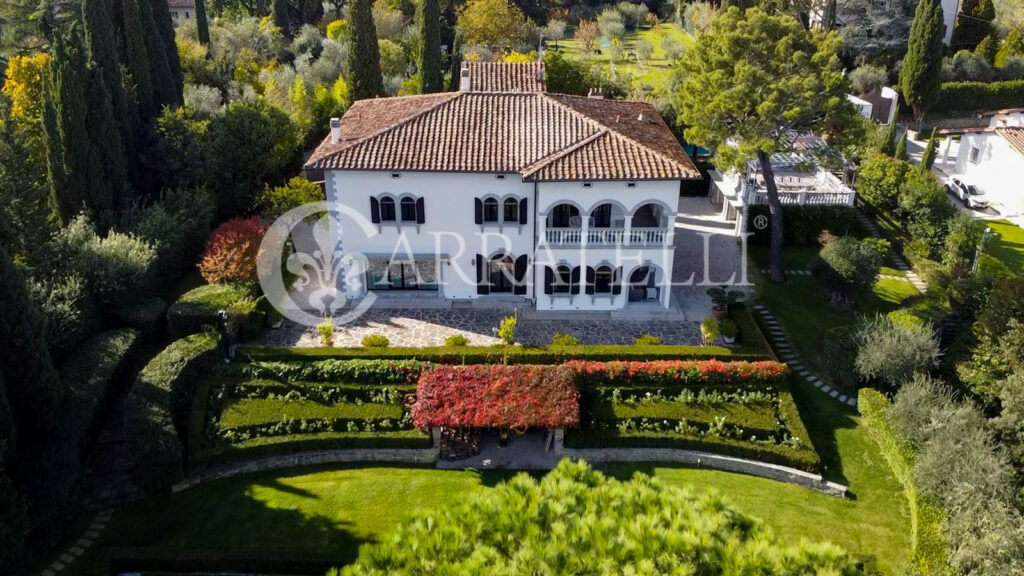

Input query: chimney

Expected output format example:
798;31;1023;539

330;117;342;144
535;62;545;82
459;65;471;92
587;88;604;99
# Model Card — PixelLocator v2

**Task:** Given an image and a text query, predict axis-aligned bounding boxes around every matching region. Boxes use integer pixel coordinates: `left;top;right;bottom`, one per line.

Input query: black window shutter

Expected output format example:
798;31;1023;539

544;266;554;295
514;255;528;295
612;267;623;295
474;198;483;224
370;197;380;224
476;254;489;295
416;197;425;224
570;266;581;295
519;198;528;225
585;266;596;295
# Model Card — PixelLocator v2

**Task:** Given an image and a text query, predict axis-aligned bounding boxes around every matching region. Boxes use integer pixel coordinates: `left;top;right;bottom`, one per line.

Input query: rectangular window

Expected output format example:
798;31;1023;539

970;146;981;164
554;267;572;294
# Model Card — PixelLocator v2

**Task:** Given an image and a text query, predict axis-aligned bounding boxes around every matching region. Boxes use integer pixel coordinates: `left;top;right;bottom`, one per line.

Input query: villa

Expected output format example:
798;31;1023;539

304;62;702;312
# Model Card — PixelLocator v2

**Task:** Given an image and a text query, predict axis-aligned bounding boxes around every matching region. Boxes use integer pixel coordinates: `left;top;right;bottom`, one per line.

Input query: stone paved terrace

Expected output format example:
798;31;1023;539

261;308;702;347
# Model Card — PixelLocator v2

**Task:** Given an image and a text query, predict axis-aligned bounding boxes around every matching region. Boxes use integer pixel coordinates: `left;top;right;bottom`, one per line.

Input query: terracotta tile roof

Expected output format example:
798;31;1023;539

306;92;699;181
997;127;1024;158
463;61;545;93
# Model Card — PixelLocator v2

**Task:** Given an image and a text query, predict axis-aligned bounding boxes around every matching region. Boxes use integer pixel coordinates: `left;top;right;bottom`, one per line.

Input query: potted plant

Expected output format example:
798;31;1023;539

706;286;745;320
719;318;738;344
700;317;719;346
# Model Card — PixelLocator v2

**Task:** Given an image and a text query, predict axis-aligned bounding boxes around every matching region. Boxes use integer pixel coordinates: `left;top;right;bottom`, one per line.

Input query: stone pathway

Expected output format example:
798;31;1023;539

262;308;702;347
39;508;112;576
751;303;857;409
854;209;928;293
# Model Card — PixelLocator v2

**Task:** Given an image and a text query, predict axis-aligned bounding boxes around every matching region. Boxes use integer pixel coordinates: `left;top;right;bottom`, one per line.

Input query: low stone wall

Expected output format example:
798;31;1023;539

172;448;440;492
558;447;847;498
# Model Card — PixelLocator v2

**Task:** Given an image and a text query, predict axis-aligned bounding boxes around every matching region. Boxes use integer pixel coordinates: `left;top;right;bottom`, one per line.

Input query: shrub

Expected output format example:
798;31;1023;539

822;326;858;391
199;217;268;285
498;312;517;345
719;319;738;339
114;297;168;335
848;64;888;95
258;176;324;219
135;188;215;284
444;334;469;347
634;334;661;345
125;332;221;492
855;314;940;386
701;318;718;346
27;273;101;361
317;317;334;346
326;19;348;41
817;235;885;296
167;283;255;338
361;334;390;348
551;333;579;346
933;80;1024;112
55;216;158;307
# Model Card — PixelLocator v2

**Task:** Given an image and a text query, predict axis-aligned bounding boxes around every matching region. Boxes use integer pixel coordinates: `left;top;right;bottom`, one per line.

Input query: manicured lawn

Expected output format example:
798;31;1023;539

558;23;693;90
984;219;1024;272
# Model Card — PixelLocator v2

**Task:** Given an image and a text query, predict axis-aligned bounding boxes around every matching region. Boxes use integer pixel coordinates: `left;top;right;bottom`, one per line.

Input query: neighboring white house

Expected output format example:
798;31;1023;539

952;109;1024;217
707;134;856;236
168;0;196;25
303;64;701;312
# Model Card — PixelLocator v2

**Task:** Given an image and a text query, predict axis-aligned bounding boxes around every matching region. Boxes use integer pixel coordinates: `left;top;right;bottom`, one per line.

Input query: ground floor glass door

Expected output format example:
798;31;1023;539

368;259;438;291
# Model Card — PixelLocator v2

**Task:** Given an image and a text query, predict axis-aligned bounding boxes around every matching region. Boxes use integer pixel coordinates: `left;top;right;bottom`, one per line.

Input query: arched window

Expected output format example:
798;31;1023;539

549;204;580;228
400;197;417;221
594;265;613;293
483;198;499;222
503;198;519;222
379;197;396;221
554;265;572;294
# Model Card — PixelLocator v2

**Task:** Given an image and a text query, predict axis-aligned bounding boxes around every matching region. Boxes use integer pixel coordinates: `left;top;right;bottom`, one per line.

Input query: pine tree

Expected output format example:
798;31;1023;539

899;0;944;125
43;31;108;223
448;33;462;91
151;0;185;104
121;0;155;119
920;128;938;169
0;240;62;438
418;0;443;93
952;0;994;50
975;34;997;63
879;120;898;156
348;0;384;100
894;128;909;160
139;0;178;110
272;0;290;37
995;28;1024;68
82;0;133;211
196;0;211;46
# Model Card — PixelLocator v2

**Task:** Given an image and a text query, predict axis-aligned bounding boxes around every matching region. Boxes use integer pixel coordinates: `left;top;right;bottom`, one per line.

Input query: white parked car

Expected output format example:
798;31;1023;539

946;177;990;209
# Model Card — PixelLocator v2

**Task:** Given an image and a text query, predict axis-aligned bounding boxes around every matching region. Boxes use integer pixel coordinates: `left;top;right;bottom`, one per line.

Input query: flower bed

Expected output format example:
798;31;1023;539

412;365;579;429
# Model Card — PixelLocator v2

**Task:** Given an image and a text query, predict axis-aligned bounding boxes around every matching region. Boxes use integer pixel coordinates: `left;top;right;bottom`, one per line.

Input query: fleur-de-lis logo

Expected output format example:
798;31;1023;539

258;201;377;327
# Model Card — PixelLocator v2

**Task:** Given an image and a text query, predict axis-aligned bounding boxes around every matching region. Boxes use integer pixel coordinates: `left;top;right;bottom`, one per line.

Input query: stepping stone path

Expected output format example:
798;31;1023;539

39;508;112;575
853;208;928;293
751;304;858;409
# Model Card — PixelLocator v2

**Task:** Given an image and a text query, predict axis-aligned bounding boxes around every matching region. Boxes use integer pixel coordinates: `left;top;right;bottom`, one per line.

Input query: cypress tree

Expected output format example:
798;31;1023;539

86;69;128;219
151;0;185;104
196;0;211;46
448;33;462;91
139;0;178;110
418;0;443;93
995;28;1024;68
879;120;898;156
975;34;997;63
301;0;323;25
121;0;155;119
272;0;290;37
44;31;108;223
0;370;26;576
0;240;62;437
900;0;944;125
894;128;909;161
920;128;938;169
348;0;384;100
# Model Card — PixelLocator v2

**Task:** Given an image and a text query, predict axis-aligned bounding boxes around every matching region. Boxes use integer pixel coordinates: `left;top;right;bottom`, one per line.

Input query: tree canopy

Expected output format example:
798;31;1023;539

899;0;944;123
456;0;530;48
335;459;860;575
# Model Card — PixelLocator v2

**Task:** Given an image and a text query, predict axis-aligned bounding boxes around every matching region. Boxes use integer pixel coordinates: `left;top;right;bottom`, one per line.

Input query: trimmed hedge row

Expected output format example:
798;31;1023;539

747;205;863;245
18;329;142;553
196;430;433;464
934;80;1024;113
244;359;425;384
125;332;221;492
569;359;791;388
858;389;951;576
167;284;261;339
238;344;768;364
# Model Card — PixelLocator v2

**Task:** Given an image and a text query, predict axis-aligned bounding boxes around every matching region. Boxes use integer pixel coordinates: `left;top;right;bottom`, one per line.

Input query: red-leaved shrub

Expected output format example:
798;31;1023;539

198;216;268;284
412;364;579;429
565;359;790;387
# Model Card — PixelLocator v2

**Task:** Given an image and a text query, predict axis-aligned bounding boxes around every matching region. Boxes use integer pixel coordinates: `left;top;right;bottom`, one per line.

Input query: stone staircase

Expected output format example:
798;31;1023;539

853;208;927;293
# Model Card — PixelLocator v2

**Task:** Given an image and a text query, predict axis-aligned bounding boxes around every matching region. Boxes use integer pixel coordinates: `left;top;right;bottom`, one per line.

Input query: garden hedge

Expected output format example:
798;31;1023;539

933;80;1024;113
167;283;257;339
858;389;951;576
114;297;167;336
238;344;769;364
746;205;863;245
125;332;221;492
18;329;142;552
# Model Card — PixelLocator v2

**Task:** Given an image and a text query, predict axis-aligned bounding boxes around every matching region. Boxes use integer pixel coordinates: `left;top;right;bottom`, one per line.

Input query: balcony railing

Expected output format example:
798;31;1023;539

545;227;668;246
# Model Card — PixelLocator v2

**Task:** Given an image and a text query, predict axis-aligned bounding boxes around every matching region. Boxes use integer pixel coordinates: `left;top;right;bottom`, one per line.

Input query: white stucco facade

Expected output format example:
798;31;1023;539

324;170;680;311
954;131;1024;216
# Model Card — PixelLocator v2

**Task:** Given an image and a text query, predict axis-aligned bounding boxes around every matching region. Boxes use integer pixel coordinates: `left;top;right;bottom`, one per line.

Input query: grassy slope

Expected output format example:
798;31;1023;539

558;23;692;90
984;219;1024;272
